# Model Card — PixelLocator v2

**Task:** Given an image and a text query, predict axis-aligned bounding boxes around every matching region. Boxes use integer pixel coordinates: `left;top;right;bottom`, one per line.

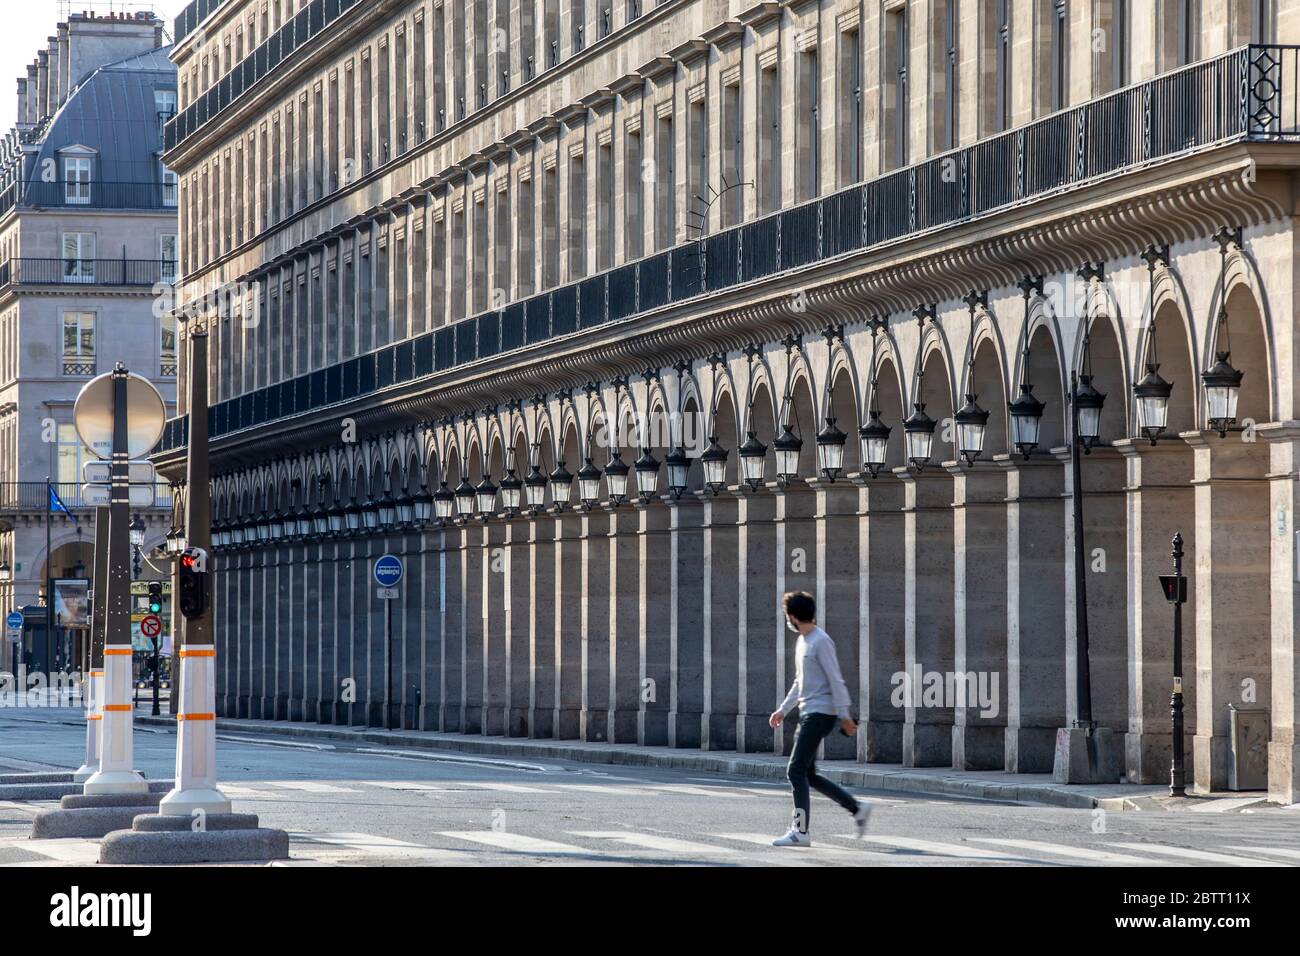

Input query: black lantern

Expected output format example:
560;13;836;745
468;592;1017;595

772;424;802;483
903;403;937;470
394;486;415;526
815;417;847;481
361;496;381;531
1074;375;1106;451
577;458;603;508
524;464;548;512
344;495;364;533
327;497;347;535
664;446;690;499
312;500;330;537
548;461;573;511
433;481;455;521
377;487;398;528
412;484;433;526
859;411;891;478
634;449;660;501
1202;352;1243;437
738;432;767;490
500;469;523;514
1133;363;1173;445
604;452;630;505
453;478;476;518
1008;384;1046;460
954;395;990;466
475;474;497;517
700;437;728;495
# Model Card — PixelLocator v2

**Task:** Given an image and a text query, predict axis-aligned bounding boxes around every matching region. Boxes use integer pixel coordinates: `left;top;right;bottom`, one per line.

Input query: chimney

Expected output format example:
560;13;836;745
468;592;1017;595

57;23;70;106
25;63;37;124
35;50;48;122
65;11;162;91
46;38;60;116
16;79;28;129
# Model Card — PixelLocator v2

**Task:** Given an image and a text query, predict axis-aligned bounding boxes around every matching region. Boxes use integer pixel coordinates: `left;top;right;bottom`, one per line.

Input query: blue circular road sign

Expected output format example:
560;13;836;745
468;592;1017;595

373;554;404;588
6;611;23;630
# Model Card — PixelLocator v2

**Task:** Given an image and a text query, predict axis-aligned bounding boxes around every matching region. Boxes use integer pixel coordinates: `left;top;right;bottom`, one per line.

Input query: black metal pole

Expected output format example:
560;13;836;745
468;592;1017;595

45;477;53;684
385;596;393;731
151;635;160;716
1170;532;1186;796
1070;372;1093;728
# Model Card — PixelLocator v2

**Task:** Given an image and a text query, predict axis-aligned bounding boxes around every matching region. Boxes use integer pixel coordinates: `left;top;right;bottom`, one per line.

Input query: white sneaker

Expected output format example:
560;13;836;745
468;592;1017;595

772;828;812;847
853;802;872;838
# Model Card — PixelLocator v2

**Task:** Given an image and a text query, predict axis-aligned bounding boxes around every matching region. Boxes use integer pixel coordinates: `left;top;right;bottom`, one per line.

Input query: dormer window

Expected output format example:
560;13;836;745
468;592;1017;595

65;157;92;205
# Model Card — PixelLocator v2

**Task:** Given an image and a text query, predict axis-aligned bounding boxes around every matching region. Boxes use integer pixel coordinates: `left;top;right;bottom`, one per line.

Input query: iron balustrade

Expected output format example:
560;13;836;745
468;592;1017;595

153;45;1300;458
0;180;179;217
0;481;168;513
0;258;177;290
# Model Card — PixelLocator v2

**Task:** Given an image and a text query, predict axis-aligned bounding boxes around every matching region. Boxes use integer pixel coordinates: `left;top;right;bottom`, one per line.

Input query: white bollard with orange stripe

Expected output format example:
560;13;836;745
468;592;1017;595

83;647;148;794
159;645;230;815
72;670;103;783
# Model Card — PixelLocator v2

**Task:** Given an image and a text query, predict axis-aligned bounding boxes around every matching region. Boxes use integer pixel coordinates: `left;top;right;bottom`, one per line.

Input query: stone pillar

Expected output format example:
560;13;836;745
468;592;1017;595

1056;445;1128;733
859;474;906;762
282;543;299;721
236;556;251;718
253;550;270;719
580;507;610;742
1261;423;1300;805
337;541;357;725
461;524;484;733
505;516;531;736
319;541;339;724
402;529;422;729
1115;440;1198;783
363;536;384;727
775;483;817;755
301;541;319;722
703;490;740;751
948;460;1010;770
812;479;860;761
736;486;778;752
897;467;956;766
607;505;641;743
419;529;443;731
1184;431;1272;793
998;455;1067;772
529;516;557;738
554;511;583;737
483;518;507;735
668;494;705;748
440;526;463;732
639;499;671;745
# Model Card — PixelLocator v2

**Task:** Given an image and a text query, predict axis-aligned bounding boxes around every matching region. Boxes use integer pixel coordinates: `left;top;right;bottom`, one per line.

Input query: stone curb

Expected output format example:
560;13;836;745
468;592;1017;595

137;716;1125;810
31;805;162;839
0;772;75;786
99;827;289;865
1;778;170;802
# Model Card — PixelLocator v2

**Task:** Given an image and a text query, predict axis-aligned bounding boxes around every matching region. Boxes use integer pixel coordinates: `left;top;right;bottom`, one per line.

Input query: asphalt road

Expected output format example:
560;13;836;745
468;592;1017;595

2;709;1299;867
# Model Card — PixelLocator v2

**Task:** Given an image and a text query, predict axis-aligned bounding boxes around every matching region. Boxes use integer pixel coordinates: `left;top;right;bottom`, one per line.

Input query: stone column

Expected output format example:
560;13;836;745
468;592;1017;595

897;467;955;767
402;529;422;729
703;490;740;751
736;486;779;752
338;540;357;725
1260;423;1300;805
607;504;641;743
461;524;484;733
1115;439;1198;783
253;549;269;719
948;460;1010;770
419;528;443;730
319;541;339;724
775;483;817;755
998;454;1067;772
1184;431;1272;793
859;473;906;762
302;541;320;722
811;478;861;761
505;515;532;736
669;494;705;748
529;515;557;737
364;536;384;727
283;542;300;721
580;506;610;742
640;499;672;745
483;518;507;735
554;511;583;737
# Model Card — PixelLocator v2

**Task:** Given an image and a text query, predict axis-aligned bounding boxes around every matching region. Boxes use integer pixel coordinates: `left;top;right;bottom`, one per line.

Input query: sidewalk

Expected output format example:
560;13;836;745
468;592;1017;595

126;713;1276;813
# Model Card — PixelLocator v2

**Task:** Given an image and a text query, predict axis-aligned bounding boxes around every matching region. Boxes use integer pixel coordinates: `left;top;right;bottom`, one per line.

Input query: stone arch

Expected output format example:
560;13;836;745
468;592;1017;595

1211;280;1273;427
1136;296;1199;437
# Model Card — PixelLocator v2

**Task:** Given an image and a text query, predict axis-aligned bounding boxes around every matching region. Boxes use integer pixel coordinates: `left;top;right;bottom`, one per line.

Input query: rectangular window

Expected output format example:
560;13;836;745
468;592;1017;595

473;1;488;109
596;142;613;272
473;196;489;311
329;74;340;191
722;81;743;224
516;176;534;296
544;0;560;69
64;157;92;205
1051;0;1068;111
62;232;95;283
160;314;177;376
451;207;466;318
687;97;708;225
344;64;356;183
432;8;447;130
395;29;408;154
361;55;373;172
884;8;909;170
160;234;177;284
568;152;586;279
378;42;391;164
62;312;95;375
496;0;511;95
838;31;861;187
624;127;643;260
313;87;324;198
57;423;90;485
162;168;178;207
413;18;427;141
796;48;818;201
758;63;780;212
542;164;559;288
431;214;446;327
271;118;282;224
655;113;674;250
494;186;511;301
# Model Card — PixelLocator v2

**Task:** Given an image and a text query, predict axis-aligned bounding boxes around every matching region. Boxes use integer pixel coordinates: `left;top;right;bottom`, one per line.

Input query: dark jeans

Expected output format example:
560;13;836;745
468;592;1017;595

787;712;859;833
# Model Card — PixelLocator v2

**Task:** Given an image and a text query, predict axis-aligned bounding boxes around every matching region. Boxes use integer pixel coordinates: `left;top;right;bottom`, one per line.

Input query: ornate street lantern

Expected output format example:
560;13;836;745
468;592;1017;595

500;469;523;514
454;478;476;518
523;464;548;512
738;432;767;490
548;461;573;511
475;474;497;518
361;497;381;531
1202;353;1243;437
394;487;415;526
344;496;364;533
1074;375;1106;452
859;411;891;478
664;445;690;499
1133;363;1173;445
815;417;847;481
376;487;398;529
0;561;10;582
432;482;455;522
577;457;603;509
634;449;659;501
772;424;802;484
700;436;728;495
1008;384;1045;460
604;452;629;505
954;395;989;466
327;497;347;535
903;403;937;470
411;484;433;526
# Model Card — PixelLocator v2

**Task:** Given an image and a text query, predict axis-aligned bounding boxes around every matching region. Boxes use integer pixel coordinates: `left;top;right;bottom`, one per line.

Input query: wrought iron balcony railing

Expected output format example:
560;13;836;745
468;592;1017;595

0;481;169;514
0;258;177;290
152;44;1300;457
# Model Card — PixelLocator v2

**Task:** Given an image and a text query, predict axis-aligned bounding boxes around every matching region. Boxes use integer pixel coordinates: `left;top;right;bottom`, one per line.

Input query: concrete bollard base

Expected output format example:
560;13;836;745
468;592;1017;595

99;826;290;865
1052;726;1123;784
30;805;162;839
131;812;261;832
60;792;164;810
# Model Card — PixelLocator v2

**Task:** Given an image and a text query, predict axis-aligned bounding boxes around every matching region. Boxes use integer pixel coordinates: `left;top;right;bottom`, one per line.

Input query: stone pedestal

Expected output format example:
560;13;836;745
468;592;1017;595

1052;725;1122;783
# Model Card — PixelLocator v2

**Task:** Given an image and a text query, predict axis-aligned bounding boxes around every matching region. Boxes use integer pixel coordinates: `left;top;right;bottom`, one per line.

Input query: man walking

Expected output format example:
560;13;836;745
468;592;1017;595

769;591;871;846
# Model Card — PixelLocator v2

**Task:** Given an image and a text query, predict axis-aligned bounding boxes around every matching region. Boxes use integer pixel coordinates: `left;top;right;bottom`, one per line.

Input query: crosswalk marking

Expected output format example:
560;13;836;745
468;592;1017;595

266;781;357;794
439;830;596;856
12;838;101;864
848;835;1046;863
646;784;750;799
463;782;557;794
287;832;462;863
1107;842;1290;867
218;784;268;798
715;832;900;862
358;780;457;792
1186;797;1265;813
1223;845;1300;861
569;831;738;854
554;783;662;796
969;838;1173;867
290;831;425;848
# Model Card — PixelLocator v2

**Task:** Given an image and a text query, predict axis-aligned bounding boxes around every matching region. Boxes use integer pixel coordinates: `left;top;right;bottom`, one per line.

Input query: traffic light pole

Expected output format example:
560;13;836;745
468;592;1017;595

160;324;231;816
72;505;109;783
83;367;148;795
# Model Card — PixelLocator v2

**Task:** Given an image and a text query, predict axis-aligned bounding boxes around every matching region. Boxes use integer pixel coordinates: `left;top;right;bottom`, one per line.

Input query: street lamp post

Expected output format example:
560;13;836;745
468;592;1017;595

1163;532;1188;797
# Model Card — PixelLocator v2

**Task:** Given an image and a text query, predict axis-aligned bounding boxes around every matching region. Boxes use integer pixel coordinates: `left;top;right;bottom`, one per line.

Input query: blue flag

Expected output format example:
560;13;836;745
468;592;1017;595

48;484;77;525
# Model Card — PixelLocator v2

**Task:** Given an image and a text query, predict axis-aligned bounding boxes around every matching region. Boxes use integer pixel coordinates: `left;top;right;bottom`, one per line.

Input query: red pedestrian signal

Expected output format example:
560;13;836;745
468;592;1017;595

178;547;209;619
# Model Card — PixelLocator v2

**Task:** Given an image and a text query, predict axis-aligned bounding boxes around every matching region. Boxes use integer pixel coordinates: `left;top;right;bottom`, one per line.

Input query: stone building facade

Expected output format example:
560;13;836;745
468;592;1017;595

0;12;179;665
158;0;1300;802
